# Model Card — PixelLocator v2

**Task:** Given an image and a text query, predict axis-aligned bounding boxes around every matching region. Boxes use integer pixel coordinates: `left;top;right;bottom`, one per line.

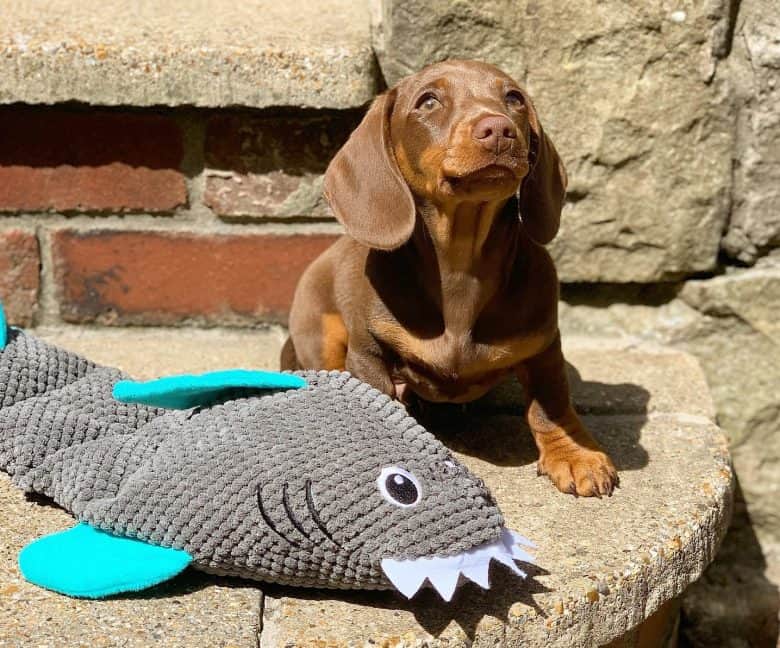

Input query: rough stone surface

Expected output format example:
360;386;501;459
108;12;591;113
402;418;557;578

370;0;527;85
0;108;186;213
720;0;780;264
559;259;780;644
0;230;39;327
681;485;780;648
0;331;732;646
0;0;378;109
204;112;360;220
51;229;338;326
372;1;735;282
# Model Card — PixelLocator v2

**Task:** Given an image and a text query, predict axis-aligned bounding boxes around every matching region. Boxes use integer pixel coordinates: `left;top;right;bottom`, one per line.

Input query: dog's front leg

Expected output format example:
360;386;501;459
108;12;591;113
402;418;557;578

345;339;396;399
518;333;618;497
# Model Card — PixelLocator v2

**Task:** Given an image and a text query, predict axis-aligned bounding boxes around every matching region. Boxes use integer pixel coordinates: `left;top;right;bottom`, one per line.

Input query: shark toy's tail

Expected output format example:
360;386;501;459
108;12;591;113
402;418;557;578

0;300;167;486
0;301;100;411
0;300;108;478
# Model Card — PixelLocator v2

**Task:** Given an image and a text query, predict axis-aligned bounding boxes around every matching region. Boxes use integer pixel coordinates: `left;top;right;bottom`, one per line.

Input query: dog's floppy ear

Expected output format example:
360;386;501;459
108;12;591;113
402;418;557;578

517;99;567;245
324;90;415;251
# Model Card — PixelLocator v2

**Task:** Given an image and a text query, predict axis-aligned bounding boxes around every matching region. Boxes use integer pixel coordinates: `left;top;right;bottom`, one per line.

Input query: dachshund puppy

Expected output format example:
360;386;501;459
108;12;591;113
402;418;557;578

281;60;618;497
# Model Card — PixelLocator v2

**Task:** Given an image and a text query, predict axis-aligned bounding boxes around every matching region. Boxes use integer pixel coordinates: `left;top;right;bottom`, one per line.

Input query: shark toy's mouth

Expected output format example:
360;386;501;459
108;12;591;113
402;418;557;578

381;529;535;601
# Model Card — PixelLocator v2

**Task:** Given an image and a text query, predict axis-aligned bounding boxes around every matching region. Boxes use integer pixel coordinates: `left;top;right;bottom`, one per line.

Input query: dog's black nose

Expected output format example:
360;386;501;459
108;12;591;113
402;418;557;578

473;115;517;154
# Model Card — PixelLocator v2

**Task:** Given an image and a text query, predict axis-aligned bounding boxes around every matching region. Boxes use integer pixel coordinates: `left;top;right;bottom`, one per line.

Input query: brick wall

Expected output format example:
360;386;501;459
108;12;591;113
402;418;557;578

0;105;361;327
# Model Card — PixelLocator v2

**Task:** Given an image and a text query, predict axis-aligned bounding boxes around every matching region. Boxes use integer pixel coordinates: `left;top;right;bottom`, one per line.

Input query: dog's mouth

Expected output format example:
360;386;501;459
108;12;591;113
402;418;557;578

449;164;516;183
441;158;528;195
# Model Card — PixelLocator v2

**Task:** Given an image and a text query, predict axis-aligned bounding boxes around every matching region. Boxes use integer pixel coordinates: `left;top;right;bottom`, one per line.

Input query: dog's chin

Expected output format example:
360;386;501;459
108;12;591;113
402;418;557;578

440;164;525;200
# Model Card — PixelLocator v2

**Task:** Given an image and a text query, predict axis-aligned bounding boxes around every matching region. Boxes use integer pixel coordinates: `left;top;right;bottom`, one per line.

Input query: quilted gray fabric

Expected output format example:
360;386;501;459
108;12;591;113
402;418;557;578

0;328;505;590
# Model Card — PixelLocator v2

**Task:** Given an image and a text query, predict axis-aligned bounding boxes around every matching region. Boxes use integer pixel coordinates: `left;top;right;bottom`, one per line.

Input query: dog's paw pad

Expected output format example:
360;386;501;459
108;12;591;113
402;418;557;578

538;447;618;498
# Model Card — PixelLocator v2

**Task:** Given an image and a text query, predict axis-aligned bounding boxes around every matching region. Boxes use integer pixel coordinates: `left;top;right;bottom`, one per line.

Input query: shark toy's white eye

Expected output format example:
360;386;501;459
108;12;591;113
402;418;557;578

377;466;422;508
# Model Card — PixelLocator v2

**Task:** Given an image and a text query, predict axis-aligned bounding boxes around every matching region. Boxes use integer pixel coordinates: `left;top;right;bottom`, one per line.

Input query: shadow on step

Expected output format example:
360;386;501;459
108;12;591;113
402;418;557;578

409;362;650;472
261;562;552;641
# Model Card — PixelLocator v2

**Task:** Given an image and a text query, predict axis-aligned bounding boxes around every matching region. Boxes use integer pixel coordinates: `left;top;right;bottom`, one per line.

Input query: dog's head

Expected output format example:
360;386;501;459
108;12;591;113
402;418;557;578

324;60;567;250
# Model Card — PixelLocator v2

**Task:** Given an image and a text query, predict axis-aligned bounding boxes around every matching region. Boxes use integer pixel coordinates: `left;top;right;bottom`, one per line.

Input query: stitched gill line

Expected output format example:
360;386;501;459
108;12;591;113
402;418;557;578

305;479;344;550
256;482;301;548
282;481;315;544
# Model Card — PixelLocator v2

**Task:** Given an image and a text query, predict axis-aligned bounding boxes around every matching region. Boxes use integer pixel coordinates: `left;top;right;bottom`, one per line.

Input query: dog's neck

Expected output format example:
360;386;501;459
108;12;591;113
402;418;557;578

413;197;516;272
406;196;519;332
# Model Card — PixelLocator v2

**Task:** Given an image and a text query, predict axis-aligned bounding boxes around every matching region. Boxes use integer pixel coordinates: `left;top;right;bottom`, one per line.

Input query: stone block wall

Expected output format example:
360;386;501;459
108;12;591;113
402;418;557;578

0;0;778;644
374;0;736;282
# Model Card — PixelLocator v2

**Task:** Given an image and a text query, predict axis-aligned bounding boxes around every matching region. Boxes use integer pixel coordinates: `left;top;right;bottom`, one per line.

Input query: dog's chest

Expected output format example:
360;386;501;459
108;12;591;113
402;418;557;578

366;242;557;402
371;318;550;402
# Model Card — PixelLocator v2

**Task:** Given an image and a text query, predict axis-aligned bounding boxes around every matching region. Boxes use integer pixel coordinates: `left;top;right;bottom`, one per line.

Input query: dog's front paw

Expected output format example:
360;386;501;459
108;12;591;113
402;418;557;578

537;445;619;498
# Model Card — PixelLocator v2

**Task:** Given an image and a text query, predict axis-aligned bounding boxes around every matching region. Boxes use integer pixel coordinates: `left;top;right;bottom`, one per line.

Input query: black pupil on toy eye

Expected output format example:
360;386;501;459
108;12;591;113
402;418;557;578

386;473;418;505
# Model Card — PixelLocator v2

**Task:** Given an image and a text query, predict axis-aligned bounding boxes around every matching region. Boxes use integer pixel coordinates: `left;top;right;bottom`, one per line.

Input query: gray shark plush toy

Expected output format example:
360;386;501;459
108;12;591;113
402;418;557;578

0;303;534;601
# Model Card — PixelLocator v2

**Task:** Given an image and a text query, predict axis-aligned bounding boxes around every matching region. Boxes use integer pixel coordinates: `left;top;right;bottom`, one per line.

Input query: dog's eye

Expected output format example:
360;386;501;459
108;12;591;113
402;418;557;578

415;92;441;111
377;466;422;508
506;91;526;110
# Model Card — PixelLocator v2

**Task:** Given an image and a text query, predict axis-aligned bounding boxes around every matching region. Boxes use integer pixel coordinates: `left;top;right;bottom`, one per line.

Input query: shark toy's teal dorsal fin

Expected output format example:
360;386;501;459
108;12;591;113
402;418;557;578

0;301;7;350
113;369;307;409
19;523;192;599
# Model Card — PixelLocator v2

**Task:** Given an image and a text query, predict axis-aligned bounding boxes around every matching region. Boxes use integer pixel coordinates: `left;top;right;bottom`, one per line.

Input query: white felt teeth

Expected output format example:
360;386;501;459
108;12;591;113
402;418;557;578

381;527;535;602
427;568;460;602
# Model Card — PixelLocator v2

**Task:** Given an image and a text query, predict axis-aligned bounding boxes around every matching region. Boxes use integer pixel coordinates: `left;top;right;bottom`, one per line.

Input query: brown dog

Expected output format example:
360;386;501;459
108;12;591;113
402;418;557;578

281;60;618;498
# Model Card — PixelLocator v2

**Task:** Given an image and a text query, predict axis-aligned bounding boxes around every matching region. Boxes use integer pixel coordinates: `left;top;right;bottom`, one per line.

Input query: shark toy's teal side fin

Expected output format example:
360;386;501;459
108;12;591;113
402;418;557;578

0;301;7;350
113;369;307;409
19;523;192;599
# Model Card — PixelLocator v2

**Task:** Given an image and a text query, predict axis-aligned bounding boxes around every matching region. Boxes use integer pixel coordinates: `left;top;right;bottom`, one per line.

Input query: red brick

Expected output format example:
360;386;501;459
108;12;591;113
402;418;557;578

52;229;338;325
0;230;40;326
0;108;186;213
204;112;359;219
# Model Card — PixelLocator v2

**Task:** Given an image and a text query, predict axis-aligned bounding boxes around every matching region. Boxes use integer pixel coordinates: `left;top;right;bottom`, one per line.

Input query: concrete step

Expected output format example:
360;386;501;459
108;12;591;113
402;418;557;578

0;0;378;109
0;328;733;647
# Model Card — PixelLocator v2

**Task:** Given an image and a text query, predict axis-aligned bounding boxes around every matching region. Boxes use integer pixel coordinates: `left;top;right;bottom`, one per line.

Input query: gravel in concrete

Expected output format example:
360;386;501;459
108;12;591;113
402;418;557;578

0;0;378;109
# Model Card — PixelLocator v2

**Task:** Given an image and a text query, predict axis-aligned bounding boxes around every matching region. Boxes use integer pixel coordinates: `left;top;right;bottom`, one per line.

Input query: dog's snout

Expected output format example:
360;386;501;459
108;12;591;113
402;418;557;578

473;115;517;153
